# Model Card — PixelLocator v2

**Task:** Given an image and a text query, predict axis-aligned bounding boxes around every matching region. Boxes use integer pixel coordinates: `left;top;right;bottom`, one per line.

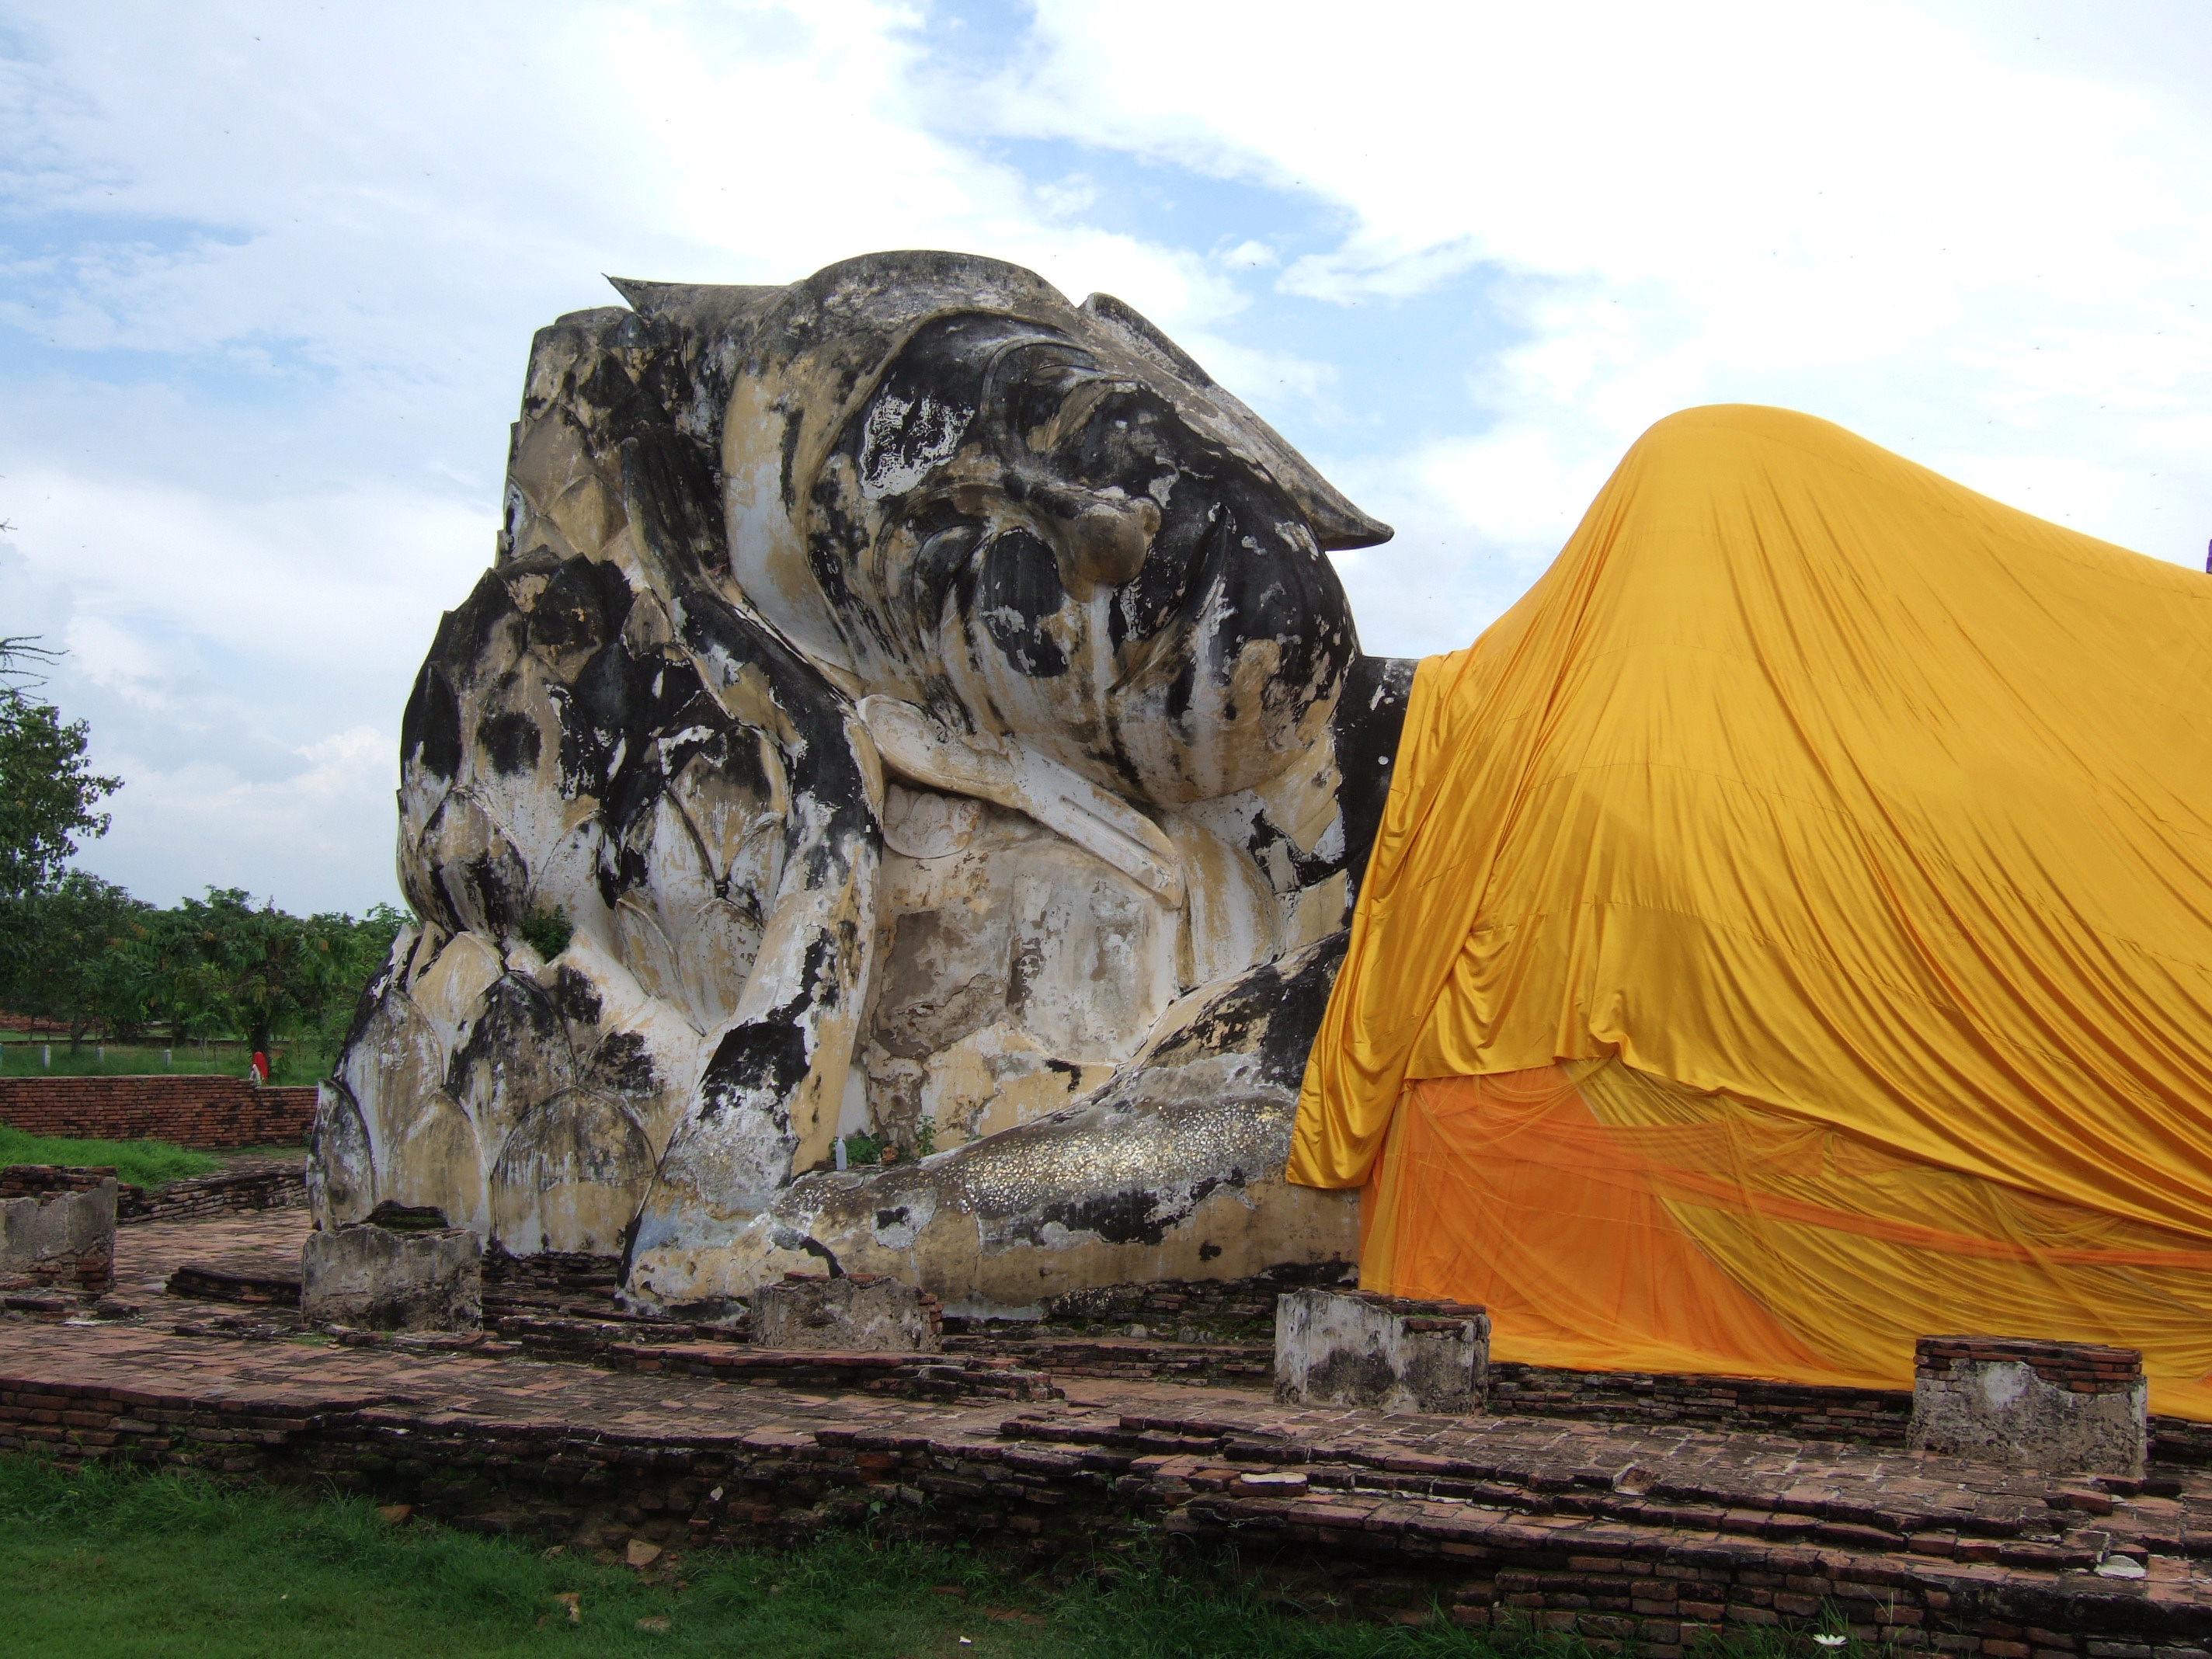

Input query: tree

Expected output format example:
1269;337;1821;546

172;889;332;1056
0;636;120;899
0;873;151;1049
171;889;409;1058
301;902;410;1061
113;905;231;1045
0;878;410;1069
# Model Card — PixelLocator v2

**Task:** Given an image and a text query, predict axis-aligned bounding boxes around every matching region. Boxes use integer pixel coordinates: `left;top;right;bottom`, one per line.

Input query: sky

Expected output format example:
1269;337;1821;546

3;0;2210;913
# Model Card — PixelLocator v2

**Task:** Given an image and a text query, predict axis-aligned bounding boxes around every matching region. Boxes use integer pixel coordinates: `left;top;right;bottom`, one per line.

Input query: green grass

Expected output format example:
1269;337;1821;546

0;1454;1848;1659
0;1125;221;1185
0;1040;228;1078
0;1041;327;1083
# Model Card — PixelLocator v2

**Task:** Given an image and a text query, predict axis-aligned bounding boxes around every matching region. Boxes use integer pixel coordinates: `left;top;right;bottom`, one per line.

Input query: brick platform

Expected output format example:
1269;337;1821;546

113;1208;308;1303
4;1320;2212;1647
0;1076;315;1148
121;1161;304;1223
9;1203;2212;1648
95;1205;2212;1459
3;1158;305;1225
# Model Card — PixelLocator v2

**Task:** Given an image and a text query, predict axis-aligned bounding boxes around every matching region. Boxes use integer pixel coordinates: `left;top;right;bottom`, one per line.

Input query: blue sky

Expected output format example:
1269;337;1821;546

4;0;2211;912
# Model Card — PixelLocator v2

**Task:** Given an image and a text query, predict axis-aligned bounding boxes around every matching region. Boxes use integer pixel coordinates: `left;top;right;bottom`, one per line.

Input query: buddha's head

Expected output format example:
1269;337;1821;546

694;252;1391;805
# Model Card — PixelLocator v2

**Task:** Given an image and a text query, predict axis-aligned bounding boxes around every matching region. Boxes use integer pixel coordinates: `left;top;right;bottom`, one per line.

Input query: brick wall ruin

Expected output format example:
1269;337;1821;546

0;1078;315;1149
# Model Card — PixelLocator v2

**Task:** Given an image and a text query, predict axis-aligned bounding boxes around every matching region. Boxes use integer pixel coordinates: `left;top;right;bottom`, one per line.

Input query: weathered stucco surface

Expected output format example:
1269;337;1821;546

0;1180;116;1287
300;1223;485;1333
1274;1289;1492;1416
752;1275;938;1352
319;250;1408;1315
1911;1356;2149;1477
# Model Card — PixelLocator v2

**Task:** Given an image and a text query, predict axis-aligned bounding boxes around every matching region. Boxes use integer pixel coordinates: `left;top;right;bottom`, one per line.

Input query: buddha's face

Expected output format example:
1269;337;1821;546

812;315;1358;805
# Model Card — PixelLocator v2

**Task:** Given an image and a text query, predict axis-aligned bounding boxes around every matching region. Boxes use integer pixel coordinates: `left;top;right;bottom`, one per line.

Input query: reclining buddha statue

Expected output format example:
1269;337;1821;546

313;250;1410;1316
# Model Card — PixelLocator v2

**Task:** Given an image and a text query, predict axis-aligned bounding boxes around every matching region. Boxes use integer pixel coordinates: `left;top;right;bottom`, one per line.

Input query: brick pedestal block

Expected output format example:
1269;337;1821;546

0;1172;115;1295
1911;1335;2148;1476
301;1223;482;1332
1273;1289;1490;1414
752;1273;941;1352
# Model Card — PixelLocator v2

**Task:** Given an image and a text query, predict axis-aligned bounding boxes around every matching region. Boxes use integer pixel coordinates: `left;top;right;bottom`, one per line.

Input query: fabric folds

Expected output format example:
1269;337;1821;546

1291;405;2212;1416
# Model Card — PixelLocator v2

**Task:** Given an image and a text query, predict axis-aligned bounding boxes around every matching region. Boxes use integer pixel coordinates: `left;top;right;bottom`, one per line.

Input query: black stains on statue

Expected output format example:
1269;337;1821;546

906;506;986;633
975;528;1069;677
1137;930;1350;1090
576;343;647;419
697;931;845;1121
699;1019;810;1120
1028;1188;1176;1248
1184;485;1352;717
402;663;463;780
445;972;577;1103
1244;810;1341;892
875;1205;911;1230
621;429;727;580
1043;1056;1083;1091
1017;1164;1243;1249
405;576;524;782
528;558;635;659
1005;930;1044;1020
586;1029;656;1094
555;643;637;802
1198;1240;1223;1261
431;569;521;676
476;710;541;776
1331;654;1414;905
435;842;527;940
602;838;649;912
777;415;804;511
806;474;871;647
1114;476;1219;652
1254;936;1348;1087
1161;653;1197;723
675;593;879;877
550;966;603;1025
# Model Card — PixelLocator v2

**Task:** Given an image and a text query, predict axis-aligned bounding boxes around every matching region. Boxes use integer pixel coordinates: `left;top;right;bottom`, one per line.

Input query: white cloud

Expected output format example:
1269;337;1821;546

0;458;487;908
8;464;489;680
993;0;2212;570
86;730;398;916
7;0;2212;911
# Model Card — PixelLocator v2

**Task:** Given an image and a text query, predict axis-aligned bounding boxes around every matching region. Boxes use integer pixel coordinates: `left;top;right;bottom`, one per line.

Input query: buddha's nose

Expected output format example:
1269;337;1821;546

1043;490;1160;597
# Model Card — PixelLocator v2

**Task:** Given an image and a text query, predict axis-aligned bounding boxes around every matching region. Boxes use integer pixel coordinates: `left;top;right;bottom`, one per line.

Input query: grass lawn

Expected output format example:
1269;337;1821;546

0;1455;1840;1658
0;1041;326;1083
0;1125;222;1185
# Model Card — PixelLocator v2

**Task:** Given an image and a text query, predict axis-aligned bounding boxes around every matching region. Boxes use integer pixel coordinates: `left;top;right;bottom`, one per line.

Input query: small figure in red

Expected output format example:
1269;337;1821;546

249;1051;269;1086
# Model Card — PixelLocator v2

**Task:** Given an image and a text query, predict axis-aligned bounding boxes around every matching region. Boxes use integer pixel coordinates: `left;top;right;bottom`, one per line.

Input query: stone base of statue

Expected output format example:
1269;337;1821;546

1909;1336;2147;1476
752;1273;940;1353
1272;1289;1490;1415
301;1207;482;1333
0;1171;116;1296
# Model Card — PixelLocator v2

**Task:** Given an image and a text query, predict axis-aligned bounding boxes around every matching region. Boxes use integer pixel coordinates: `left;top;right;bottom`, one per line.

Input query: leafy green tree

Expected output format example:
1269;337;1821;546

169;889;409;1062
172;889;336;1056
301;902;409;1066
0;873;151;1049
0;637;120;899
0;624;409;1065
113;906;232;1045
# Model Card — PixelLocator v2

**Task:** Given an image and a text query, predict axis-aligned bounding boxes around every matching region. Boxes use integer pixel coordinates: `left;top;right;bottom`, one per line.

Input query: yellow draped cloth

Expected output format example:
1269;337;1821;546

1290;405;2212;1417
